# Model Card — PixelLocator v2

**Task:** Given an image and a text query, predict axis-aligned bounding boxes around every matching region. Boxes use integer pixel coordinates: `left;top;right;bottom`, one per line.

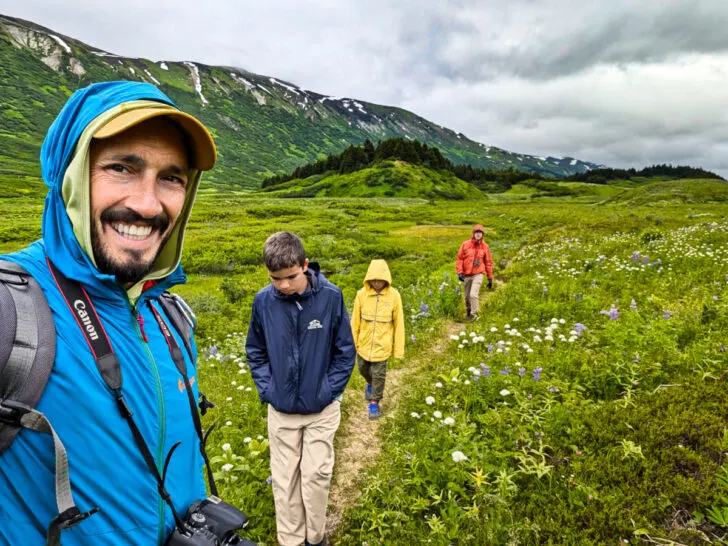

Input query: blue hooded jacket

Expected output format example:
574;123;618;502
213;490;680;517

246;263;355;414
0;82;206;545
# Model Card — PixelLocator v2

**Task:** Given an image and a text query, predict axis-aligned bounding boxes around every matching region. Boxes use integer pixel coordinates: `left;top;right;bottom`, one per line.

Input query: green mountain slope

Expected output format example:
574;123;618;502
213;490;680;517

259;160;484;199
0;14;602;191
605;179;728;205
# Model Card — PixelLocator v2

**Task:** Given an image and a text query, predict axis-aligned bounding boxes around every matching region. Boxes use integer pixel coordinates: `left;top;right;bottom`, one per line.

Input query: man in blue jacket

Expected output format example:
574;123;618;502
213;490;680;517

0;82;216;544
246;232;355;546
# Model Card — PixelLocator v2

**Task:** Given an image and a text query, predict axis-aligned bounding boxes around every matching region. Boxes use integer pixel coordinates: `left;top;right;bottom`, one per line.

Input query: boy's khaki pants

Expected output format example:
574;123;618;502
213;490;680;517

268;401;341;546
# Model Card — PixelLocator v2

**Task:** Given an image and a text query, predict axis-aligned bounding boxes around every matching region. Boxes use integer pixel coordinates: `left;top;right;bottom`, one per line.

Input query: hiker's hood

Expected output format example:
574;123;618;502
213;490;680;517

41;81;204;301
363;259;392;287
472;224;485;237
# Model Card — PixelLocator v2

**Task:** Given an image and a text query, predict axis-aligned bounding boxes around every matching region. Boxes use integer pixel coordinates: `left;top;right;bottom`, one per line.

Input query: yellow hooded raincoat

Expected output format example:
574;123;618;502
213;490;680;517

351;259;405;362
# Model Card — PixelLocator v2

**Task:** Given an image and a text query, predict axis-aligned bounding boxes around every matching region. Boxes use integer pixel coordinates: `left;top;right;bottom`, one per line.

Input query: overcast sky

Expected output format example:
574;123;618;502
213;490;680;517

3;0;728;175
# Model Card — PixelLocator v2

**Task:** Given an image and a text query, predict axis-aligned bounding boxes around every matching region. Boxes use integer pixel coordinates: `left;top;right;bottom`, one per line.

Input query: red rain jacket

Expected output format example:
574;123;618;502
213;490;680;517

456;224;493;278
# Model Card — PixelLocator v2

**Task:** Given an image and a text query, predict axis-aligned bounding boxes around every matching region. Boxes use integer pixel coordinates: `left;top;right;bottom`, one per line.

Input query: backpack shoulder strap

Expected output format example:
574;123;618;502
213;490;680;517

0;259;56;452
0;259;99;543
156;292;196;364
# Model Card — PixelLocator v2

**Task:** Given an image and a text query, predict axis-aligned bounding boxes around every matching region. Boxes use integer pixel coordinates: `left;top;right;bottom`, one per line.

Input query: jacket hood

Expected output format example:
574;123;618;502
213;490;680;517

40;81;203;301
363;259;392;287
472;224;485;236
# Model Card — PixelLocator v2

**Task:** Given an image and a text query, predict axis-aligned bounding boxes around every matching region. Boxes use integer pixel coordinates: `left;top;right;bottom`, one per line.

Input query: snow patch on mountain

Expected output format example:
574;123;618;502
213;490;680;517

159;62;168;70
183;61;208;105
144;68;160;85
49;34;71;53
270;78;300;95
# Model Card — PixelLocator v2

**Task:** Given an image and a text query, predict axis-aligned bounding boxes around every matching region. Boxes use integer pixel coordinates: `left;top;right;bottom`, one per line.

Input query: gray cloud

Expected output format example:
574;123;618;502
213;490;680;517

1;0;728;176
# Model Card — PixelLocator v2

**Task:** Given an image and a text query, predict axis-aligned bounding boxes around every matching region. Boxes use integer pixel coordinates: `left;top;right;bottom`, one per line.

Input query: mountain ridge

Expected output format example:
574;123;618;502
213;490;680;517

0;13;603;190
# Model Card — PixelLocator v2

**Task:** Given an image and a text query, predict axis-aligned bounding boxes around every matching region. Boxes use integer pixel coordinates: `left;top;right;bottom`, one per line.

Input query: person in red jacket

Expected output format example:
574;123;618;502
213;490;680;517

455;224;493;320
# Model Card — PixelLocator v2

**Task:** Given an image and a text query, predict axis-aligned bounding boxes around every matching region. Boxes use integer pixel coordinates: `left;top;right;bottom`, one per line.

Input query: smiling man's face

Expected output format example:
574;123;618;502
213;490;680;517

89;117;189;286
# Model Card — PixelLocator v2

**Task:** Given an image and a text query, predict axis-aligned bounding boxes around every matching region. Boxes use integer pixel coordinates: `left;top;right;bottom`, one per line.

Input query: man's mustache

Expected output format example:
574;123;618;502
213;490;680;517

100;208;170;232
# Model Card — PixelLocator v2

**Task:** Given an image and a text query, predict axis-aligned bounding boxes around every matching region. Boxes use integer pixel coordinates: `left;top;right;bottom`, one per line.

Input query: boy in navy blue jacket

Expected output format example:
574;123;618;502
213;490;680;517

246;232;355;546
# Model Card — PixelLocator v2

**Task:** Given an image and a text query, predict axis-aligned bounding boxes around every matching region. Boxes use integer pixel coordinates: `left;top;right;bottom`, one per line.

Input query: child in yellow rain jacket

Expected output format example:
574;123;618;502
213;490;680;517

351;259;405;419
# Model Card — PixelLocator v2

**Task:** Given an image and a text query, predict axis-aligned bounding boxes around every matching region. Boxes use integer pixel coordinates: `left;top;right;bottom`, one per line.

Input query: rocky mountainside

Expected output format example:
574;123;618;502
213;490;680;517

0;14;602;190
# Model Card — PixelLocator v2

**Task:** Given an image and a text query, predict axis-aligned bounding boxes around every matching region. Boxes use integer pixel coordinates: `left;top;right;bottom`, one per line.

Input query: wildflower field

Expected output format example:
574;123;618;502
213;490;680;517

1;180;726;544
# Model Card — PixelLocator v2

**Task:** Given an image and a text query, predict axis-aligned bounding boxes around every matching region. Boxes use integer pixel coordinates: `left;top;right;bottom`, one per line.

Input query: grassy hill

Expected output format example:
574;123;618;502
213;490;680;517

0;14;601;192
258;160;484;199
605;178;728;205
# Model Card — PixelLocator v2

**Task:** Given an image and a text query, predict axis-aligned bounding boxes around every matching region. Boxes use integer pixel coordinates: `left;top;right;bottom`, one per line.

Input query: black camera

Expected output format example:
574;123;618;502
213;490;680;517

166;496;257;546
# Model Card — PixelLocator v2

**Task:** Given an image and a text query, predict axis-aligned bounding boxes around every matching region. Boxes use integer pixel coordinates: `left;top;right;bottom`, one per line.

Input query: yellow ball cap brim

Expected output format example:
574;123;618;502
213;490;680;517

93;106;217;171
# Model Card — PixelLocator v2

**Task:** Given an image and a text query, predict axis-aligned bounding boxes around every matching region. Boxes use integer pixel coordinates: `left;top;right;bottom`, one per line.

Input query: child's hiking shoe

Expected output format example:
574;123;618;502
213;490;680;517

365;383;372;398
368;401;382;420
305;537;327;546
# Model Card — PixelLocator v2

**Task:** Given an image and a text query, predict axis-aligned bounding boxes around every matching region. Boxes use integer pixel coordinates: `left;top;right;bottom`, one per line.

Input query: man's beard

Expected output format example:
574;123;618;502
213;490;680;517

91;207;171;286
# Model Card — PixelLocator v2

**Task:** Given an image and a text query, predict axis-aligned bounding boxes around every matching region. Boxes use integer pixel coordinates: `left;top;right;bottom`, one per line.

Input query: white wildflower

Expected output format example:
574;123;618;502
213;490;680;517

451;451;468;462
425;396;436;405
500;389;511;396
443;417;455;426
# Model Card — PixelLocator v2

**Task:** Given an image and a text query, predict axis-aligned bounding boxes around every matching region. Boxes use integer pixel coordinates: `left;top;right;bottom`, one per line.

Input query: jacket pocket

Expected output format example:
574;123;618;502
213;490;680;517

263;380;276;405
315;375;333;410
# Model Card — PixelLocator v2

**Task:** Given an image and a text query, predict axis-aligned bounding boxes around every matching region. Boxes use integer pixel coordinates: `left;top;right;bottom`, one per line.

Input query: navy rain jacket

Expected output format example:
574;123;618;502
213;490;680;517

246;263;355;414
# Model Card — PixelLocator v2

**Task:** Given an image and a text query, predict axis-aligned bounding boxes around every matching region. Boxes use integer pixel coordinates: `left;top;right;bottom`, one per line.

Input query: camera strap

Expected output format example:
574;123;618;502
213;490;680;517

147;301;218;496
48;260;187;531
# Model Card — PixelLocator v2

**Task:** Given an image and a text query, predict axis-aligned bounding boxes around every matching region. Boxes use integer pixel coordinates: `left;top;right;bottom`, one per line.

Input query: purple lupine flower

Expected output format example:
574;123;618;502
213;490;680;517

420;302;430;314
720;345;726;353
609;306;619;321
642;256;649;265
630;299;638;311
500;367;511;375
266;476;272;485
591;280;597;288
518;367;526;377
533;367;542;381
631;251;640;263
487;343;494;352
439;282;446;292
482;366;491;377
662;309;671;319
209;346;219;356
455;285;460;295
574;323;587;336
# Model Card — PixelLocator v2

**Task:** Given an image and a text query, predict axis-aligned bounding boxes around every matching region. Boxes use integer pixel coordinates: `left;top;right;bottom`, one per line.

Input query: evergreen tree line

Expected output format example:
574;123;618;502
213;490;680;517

262;138;724;189
564;164;724;183
261;138;545;190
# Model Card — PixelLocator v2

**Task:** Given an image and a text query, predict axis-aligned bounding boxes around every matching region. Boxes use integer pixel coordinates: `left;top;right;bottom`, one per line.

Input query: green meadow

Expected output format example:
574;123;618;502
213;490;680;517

1;178;727;544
